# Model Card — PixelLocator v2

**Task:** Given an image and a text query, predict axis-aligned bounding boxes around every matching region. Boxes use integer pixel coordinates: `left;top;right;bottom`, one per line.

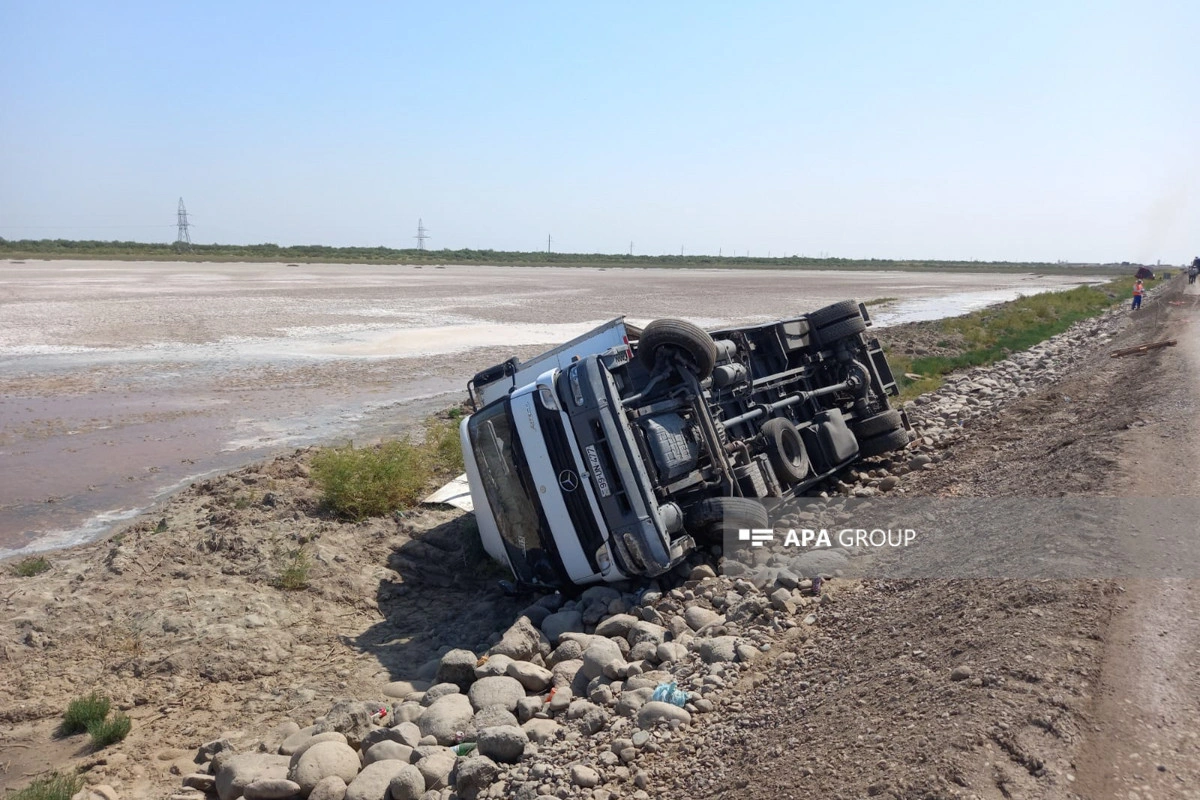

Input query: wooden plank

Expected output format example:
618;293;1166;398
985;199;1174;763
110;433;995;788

1110;339;1177;358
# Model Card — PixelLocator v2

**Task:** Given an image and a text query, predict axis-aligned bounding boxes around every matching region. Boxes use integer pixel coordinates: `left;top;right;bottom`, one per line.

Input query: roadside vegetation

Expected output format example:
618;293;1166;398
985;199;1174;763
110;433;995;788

311;416;464;521
890;277;1141;402
0;237;1136;275
5;772;83;800
11;556;50;577
59;691;110;736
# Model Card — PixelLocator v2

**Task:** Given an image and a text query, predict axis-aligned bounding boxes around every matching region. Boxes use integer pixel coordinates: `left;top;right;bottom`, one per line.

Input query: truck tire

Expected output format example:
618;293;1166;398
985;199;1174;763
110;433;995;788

638;318;717;380
808;300;861;329
760;418;811;484
685;497;770;542
814;315;867;347
851;409;903;439
856;427;910;458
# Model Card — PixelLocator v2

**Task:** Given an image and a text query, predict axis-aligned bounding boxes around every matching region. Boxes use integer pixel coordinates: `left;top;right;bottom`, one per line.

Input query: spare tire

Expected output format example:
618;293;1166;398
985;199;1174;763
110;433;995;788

760;418;811;484
685;496;770;542
857;427;911;458
814;315;867;347
851;409;904;439
808;300;862;329
637;318;717;380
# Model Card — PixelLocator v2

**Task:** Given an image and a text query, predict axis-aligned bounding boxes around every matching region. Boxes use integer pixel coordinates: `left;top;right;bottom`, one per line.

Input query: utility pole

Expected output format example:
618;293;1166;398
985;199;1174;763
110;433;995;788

629;241;633;256
174;198;192;250
547;234;552;254
414;219;430;250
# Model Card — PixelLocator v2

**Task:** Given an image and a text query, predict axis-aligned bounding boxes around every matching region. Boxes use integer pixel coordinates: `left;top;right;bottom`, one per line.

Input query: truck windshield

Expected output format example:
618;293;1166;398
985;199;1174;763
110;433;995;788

466;401;560;586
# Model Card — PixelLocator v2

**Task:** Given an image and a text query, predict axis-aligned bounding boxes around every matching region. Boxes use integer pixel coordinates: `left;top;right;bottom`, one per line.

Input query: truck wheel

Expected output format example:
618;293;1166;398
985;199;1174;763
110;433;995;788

857;427;910;458
685;497;769;542
760;418;811;484
808;300;861;329
814;316;867;347
851;409;903;439
638;319;717;380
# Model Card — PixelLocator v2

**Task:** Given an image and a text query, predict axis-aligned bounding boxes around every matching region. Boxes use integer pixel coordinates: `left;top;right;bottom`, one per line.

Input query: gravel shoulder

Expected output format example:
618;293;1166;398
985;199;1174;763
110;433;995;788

2;280;1197;800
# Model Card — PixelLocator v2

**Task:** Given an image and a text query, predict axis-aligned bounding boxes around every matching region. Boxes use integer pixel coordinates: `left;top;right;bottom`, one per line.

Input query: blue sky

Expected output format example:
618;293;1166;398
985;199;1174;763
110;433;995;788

1;1;1197;262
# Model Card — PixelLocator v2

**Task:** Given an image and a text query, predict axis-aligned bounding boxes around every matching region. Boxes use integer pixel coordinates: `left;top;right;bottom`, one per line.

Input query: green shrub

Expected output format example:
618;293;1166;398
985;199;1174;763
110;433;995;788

273;548;312;590
311;419;462;520
12;556;50;577
60;691;110;736
87;712;131;748
7;772;84;800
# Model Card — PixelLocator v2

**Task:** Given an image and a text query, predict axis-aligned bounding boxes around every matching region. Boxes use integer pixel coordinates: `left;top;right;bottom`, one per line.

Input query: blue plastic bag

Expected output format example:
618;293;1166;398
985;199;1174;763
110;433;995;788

651;681;688;707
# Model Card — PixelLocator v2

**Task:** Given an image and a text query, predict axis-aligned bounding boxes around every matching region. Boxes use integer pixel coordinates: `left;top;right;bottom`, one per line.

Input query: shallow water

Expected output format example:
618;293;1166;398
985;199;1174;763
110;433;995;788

0;260;1102;556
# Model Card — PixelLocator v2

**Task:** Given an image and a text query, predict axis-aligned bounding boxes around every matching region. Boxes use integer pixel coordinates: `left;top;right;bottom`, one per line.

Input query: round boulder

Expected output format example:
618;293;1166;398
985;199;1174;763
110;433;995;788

417;693;474;746
386;764;426;800
476;725;529;764
287;741;361;795
467;675;526;712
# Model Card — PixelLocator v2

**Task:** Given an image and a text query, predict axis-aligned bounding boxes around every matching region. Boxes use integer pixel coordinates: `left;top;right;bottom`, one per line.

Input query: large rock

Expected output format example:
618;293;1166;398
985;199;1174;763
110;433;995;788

435;649;478;691
344;759;410;800
521;718;562;745
790;550;849;578
215;754;291;800
627;621;668;647
566;700;609;735
615;687;654;717
506;660;553;692
683;607;722;631
473;654;513;679
417;693;474;746
699;636;739;664
488;617;548;661
287;741;361;796
580;638;625;681
593;614;638;639
637;701;692;729
307;776;347;800
551;659;584;688
656;642;688;664
316;701;381;749
467;706;519;738
420;683;461;707
385;764;426;800
414;749;456;790
453;756;501;800
390;722;421;749
476;725;529;764
539;609;583;644
467;675;526;712
580;586;622;606
244;777;305;799
362;740;413;766
282;732;349;765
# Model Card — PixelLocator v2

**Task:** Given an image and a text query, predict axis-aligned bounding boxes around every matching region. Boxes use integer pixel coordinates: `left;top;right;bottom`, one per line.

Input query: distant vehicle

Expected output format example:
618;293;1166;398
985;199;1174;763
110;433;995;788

460;301;910;589
1135;266;1156;280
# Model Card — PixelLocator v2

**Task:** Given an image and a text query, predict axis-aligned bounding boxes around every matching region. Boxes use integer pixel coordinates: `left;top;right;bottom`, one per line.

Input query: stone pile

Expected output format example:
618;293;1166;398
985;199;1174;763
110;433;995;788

174;560;837;800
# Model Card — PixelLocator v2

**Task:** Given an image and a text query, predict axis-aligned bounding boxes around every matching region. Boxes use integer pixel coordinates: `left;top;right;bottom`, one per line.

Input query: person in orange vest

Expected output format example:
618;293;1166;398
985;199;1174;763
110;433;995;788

1132;279;1145;310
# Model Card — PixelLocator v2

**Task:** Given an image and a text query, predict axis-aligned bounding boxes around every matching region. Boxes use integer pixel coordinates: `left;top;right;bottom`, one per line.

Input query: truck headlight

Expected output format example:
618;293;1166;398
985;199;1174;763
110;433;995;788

537;385;559;410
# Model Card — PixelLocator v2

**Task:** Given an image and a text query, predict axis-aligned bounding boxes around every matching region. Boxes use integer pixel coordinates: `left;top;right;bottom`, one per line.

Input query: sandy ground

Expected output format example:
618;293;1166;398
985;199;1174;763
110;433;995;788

1;277;1197;799
0;260;1098;555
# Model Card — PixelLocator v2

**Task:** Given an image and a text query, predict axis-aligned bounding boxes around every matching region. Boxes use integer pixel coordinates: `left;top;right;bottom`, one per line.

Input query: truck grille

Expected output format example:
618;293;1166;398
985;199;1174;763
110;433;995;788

535;402;606;573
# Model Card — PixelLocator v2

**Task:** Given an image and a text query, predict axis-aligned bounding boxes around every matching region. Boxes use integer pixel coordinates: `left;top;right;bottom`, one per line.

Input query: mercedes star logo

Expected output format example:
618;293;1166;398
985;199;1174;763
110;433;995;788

558;470;580;492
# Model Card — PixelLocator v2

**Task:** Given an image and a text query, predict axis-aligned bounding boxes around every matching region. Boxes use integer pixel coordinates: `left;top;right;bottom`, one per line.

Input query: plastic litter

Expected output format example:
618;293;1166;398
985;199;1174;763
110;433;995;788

651;681;688;707
452;742;477;756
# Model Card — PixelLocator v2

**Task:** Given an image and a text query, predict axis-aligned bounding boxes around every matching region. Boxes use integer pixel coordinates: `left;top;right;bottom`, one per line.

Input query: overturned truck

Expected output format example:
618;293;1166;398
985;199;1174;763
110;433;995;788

460;300;909;589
